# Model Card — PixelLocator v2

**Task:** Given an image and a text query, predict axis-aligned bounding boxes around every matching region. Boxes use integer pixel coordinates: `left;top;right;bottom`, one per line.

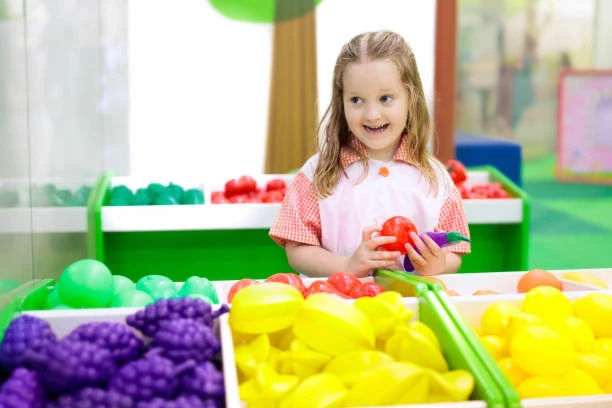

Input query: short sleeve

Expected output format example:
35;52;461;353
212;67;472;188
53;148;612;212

436;185;471;254
269;172;322;248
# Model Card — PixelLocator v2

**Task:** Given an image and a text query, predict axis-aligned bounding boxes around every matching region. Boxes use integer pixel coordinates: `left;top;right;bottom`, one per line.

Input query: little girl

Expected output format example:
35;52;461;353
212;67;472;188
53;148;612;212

270;30;470;278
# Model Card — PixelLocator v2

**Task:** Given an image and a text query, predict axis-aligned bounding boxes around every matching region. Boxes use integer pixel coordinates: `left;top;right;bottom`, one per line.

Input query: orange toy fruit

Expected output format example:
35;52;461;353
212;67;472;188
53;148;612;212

517;269;562;293
473;289;502;295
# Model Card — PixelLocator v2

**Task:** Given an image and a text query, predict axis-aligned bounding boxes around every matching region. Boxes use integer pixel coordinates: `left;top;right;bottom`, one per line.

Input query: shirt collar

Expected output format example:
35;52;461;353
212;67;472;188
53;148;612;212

339;133;415;168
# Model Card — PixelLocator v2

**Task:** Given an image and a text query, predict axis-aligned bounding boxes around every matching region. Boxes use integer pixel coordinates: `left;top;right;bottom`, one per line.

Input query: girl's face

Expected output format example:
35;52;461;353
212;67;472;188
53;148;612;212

342;59;409;161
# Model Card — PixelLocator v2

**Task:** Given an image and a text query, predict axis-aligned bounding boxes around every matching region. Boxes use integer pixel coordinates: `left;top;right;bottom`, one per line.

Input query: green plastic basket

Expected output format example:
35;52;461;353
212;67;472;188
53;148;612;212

375;270;507;408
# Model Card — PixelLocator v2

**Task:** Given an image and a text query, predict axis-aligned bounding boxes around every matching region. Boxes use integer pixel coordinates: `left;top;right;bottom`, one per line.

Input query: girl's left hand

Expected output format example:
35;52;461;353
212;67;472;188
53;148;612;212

405;232;447;276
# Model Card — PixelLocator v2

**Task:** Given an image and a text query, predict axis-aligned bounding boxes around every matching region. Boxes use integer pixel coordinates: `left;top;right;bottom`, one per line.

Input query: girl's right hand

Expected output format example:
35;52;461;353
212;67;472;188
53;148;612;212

345;225;402;277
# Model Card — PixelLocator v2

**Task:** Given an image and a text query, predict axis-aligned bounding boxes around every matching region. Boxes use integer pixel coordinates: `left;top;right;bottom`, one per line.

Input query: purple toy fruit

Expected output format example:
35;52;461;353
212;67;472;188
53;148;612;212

0;314;57;371
0;367;45;408
152;319;220;363
65;321;144;365
37;339;117;393
47;387;133;408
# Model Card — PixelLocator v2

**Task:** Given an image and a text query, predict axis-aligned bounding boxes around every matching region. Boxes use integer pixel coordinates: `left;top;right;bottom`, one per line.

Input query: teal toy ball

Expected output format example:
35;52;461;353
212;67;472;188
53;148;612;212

178;276;218;303
57;259;113;308
187;293;214;304
112;275;136;296
135;275;178;300
43;287;62;310
110;289;154;308
182;189;205;205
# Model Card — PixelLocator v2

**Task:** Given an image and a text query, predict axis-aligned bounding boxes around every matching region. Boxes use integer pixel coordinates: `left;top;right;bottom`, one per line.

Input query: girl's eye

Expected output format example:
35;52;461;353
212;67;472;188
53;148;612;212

381;95;393;103
350;97;362;104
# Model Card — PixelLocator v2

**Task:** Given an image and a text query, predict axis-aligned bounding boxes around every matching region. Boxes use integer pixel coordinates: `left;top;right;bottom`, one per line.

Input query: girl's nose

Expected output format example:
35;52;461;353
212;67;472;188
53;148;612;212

364;103;381;122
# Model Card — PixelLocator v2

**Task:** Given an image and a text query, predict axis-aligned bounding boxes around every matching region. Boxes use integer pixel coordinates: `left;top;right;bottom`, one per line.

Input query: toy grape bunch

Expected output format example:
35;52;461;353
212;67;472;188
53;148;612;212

57;259;114;308
379;216;470;272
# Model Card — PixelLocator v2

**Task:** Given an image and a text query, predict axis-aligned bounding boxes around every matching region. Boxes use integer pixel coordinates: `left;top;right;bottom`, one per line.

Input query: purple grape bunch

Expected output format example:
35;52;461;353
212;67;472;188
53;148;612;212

126;297;228;337
0;314;57;371
46;387;133;408
0;367;45;408
37;338;117;394
152;318;220;363
181;361;225;401
135;394;220;408
65;321;145;365
108;353;194;402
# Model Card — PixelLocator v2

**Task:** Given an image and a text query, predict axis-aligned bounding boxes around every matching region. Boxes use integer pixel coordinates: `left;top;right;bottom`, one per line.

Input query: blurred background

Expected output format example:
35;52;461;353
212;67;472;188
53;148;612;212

0;0;610;283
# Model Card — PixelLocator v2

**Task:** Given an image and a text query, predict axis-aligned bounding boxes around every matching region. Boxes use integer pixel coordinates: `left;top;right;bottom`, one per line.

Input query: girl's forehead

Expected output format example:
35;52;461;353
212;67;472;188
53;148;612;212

343;60;402;90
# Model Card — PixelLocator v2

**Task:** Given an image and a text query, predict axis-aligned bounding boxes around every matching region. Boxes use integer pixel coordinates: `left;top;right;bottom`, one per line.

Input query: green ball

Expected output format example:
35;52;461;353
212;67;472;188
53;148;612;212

178;276;218;303
110;289;154;308
43;287;62;309
135;275;178;300
112;275;135;296
51;303;73;310
57;259;114;308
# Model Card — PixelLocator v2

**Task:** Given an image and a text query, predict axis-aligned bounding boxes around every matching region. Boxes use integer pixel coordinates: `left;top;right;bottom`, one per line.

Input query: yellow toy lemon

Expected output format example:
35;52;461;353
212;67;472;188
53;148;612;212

480;301;520;337
511;325;576;376
479;335;508;360
561;271;608;288
292;293;375;356
575;353;612;389
521;286;572;327
229;282;304;334
556;316;596;353
573;292;612;338
497;357;528;387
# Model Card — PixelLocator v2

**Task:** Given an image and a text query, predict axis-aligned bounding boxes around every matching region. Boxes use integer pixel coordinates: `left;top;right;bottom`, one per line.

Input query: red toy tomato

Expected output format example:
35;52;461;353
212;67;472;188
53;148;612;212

224;175;258;197
305;280;350;299
350;282;385;298
227;278;259;303
446;159;467;186
265;178;286;192
262;190;285;203
326;272;361;296
265;273;306;296
379;216;418;254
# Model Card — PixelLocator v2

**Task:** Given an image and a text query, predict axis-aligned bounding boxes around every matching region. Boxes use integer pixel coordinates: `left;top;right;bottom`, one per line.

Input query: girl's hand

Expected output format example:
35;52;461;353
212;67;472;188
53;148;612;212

405;232;447;276
345;225;402;278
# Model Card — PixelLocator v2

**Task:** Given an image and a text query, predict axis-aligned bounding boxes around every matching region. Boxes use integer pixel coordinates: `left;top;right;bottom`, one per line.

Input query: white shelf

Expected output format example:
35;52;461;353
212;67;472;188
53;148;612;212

100;199;523;232
0;207;88;233
101;203;283;232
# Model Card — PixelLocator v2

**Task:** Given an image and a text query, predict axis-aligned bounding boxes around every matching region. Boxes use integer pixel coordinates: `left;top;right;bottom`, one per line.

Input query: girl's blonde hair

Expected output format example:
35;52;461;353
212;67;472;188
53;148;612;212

313;30;444;198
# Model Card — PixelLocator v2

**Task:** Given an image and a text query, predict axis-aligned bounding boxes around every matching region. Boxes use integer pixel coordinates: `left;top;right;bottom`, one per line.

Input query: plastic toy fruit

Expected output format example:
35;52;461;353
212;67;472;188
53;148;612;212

572;292;612;338
292;293;375;356
229;282;304;334
265;273;306;297
57;259;114;308
227;278;259;303
135;275;178;300
379;216;418;254
561;271;608;288
510;325;575;376
522;286;572;326
111;275;135;296
178;276;218;303
517;269;562;293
